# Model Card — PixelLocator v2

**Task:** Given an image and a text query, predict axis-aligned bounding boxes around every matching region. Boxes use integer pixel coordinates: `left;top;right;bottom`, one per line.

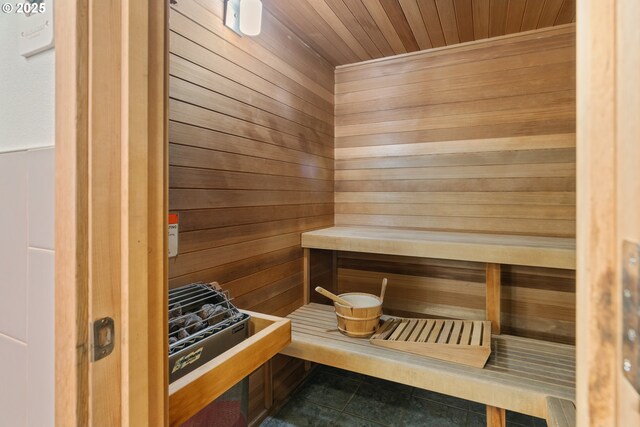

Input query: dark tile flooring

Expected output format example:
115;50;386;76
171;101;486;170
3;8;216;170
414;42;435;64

261;365;547;427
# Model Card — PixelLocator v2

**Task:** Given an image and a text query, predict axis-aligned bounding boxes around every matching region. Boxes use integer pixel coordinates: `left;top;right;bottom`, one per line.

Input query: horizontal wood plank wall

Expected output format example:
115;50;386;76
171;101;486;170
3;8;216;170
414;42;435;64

335;24;576;238
168;0;333;423
334;25;576;344
336;252;575;344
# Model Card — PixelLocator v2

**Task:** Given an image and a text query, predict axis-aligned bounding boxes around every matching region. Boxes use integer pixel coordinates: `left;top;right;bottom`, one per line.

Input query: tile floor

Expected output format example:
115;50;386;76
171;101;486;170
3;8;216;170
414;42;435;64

261;365;547;427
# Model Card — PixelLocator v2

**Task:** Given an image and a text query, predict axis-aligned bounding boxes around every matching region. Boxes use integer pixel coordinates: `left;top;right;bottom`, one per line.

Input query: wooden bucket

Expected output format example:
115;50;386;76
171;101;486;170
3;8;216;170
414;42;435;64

334;293;382;338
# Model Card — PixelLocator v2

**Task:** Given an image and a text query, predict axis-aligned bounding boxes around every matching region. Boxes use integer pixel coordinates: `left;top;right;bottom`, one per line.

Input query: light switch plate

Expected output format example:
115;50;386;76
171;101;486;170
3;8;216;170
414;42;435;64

19;0;55;57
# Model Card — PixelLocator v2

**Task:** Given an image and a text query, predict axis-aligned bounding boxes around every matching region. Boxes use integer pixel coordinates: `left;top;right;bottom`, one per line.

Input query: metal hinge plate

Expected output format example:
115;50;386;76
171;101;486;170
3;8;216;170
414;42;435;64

622;241;640;394
92;317;115;362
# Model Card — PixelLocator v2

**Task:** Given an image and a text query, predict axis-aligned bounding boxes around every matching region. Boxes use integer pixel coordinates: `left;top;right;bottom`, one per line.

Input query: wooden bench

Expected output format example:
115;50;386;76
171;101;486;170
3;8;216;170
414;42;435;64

281;226;577;426
301;226;575;334
281;304;575;422
301;226;576;270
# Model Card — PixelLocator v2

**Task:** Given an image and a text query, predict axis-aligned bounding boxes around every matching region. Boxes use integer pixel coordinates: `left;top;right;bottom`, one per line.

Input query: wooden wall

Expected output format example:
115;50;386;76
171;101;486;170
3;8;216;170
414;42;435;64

168;0;333;423
335;24;576;237
336;253;575;344
334;25;576;344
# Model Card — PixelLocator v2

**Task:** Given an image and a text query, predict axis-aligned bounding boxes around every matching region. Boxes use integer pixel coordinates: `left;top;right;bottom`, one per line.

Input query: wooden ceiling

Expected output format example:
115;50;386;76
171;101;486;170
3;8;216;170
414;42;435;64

263;0;576;66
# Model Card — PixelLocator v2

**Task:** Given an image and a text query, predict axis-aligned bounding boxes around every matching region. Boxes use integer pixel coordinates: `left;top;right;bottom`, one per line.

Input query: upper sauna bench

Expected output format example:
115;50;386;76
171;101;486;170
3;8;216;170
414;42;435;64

301;226;576;270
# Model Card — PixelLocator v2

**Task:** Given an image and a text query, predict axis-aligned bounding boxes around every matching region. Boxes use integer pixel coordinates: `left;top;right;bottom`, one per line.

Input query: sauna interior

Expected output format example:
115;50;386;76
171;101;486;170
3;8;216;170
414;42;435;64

168;0;577;426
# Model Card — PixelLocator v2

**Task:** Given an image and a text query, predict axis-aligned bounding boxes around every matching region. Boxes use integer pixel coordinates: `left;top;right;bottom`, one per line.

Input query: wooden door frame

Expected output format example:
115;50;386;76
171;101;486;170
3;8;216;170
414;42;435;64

54;0;168;425
577;0;640;425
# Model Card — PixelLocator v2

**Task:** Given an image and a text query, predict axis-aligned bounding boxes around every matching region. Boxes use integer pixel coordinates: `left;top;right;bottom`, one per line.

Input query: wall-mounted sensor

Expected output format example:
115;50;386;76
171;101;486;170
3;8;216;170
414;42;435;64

19;0;54;57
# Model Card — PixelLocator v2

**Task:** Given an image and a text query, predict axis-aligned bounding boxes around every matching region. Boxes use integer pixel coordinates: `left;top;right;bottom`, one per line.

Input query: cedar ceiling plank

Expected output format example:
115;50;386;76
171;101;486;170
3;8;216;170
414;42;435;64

521;0;546;31
324;0;383;57
398;0;433;50
263;0;348;65
258;0;571;68
537;0;564;28
380;0;420;52
489;0;509;37
306;0;371;61
343;0;396;57
472;0;490;40
453;0;475;43
505;0;527;34
435;0;461;45
362;0;408;54
419;0;447;47
554;0;575;25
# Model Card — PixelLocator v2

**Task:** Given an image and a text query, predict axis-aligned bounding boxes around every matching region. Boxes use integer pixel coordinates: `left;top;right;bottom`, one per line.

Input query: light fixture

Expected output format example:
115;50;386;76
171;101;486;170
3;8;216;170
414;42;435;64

240;0;262;36
224;0;262;37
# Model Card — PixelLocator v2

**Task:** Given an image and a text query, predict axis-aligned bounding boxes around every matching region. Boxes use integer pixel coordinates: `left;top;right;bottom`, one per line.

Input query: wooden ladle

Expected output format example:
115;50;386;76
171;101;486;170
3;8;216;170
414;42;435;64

315;286;353;307
380;278;388;303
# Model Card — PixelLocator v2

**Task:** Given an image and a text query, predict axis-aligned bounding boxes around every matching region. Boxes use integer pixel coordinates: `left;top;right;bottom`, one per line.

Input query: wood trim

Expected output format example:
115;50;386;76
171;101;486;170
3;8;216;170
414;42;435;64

577;0;640;425
486;263;502;334
615;1;640;425
121;0;151;423
54;0;89;424
575;1;617;426
147;0;169;424
335;23;575;69
55;0;167;425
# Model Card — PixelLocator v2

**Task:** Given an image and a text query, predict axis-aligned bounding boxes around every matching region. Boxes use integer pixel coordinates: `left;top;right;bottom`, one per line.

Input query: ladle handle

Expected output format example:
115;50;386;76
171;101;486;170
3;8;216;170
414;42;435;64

315;286;353;307
380;278;388;303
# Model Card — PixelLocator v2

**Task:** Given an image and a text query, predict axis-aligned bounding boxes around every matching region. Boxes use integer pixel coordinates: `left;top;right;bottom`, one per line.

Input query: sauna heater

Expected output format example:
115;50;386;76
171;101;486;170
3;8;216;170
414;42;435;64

169;282;250;427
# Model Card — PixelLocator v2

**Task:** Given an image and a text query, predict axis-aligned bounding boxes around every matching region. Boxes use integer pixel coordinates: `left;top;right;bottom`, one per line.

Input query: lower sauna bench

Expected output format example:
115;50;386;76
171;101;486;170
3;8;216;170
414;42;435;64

280;303;576;426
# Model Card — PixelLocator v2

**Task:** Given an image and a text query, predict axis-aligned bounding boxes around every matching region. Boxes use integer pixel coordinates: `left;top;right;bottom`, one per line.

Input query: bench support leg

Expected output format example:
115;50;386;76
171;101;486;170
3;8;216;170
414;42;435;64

332;251;338;295
485;263;501;334
486;406;506;427
263;360;273;410
303;248;310;304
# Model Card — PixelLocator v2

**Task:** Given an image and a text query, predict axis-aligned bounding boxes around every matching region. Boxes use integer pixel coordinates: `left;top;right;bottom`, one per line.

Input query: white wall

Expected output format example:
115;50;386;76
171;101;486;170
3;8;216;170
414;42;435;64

0;7;55;427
